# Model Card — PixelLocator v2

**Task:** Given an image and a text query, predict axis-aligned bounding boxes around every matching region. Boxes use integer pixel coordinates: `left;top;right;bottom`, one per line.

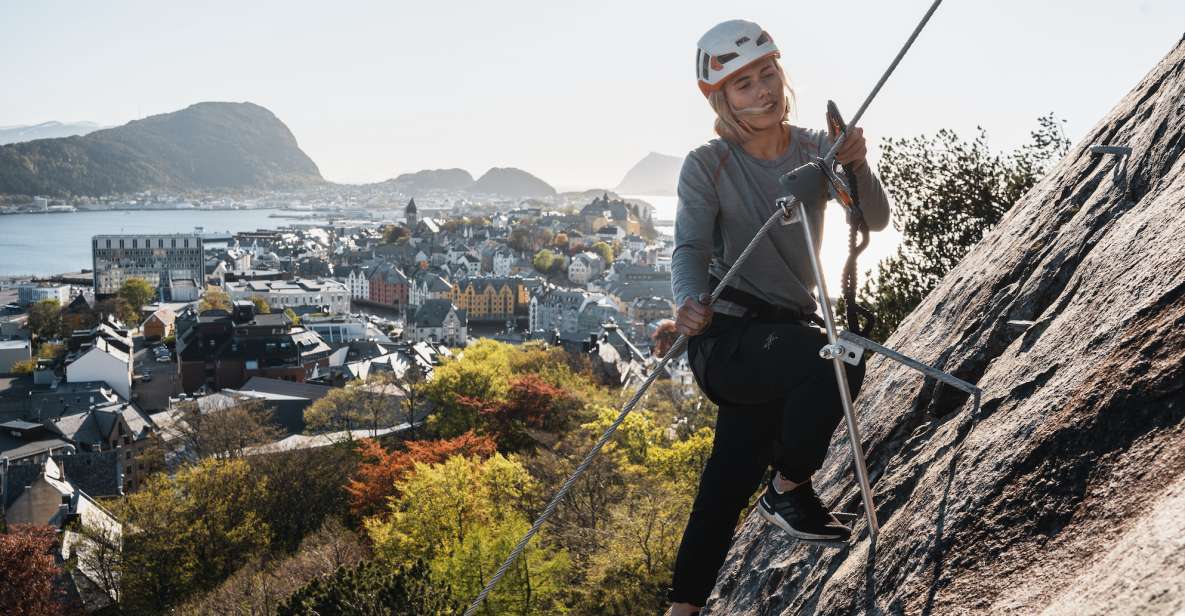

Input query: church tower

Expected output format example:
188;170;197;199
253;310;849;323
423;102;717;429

405;198;418;229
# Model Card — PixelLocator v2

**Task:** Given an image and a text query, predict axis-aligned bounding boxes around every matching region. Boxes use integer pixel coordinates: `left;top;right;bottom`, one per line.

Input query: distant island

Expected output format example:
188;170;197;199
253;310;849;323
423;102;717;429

470;167;556;198
385;166;557;199
615;151;683;196
0;102;324;197
0;121;107;145
386;168;475;193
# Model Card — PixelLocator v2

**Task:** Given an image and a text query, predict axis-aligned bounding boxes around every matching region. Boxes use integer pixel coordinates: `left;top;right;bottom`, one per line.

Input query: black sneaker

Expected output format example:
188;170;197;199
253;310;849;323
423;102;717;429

757;478;851;543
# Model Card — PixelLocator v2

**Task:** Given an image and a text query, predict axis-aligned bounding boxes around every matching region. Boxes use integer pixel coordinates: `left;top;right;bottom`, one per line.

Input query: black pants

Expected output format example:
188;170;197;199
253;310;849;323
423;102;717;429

668;314;865;607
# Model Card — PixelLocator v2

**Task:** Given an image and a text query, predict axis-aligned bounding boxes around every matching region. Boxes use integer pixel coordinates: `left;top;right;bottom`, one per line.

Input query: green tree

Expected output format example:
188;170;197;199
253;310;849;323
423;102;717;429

367;454;569;615
303;377;401;436
26;299;62;340
423;339;514;437
35;342;64;360
249;295;271;314
117;458;271;614
119;277;156;316
166;398;285;461
533;249;555;274
283;307;300;324
508;224;533;252
199;289;231;312
859;114;1070;341
579;476;690;616
591;241;614;265
177;519;367;616
278;559;457;616
97;296;137;325
252;444;360;552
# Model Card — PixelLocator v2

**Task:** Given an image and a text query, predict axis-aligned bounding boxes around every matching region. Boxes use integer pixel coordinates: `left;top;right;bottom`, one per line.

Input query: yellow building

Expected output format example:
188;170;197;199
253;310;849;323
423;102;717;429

450;277;529;321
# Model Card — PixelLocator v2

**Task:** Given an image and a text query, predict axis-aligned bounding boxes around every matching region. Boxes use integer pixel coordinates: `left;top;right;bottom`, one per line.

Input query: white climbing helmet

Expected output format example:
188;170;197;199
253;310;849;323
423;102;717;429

696;19;780;97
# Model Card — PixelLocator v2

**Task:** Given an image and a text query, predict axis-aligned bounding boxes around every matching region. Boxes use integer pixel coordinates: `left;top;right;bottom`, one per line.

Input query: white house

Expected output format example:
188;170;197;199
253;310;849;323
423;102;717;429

529;287;587;336
338;266;370;300
66;338;132;400
303;314;390;344
492;249;515;277
409;272;453;309
568;252;605;285
224;278;351;314
406;299;467;346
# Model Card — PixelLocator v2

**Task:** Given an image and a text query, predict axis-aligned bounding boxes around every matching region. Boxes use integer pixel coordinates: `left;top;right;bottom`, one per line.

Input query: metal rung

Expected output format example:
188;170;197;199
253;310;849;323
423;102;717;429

839;330;981;396
1089;144;1132;182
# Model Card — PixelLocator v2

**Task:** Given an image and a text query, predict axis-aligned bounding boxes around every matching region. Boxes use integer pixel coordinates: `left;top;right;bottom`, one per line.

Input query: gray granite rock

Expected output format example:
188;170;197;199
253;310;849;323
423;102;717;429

703;36;1185;616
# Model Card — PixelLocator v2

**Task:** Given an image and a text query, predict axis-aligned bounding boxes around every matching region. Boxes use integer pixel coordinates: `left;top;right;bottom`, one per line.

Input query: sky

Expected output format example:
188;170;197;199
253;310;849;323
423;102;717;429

2;0;1183;189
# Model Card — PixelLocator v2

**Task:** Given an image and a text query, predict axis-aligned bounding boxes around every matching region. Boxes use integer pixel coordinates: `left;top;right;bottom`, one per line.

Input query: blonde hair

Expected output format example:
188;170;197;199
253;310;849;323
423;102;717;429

707;57;796;144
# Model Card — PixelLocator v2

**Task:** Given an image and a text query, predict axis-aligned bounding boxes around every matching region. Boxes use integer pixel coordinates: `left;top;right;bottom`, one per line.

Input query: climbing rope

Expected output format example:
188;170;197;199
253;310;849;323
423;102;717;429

463;207;789;616
828;101;877;338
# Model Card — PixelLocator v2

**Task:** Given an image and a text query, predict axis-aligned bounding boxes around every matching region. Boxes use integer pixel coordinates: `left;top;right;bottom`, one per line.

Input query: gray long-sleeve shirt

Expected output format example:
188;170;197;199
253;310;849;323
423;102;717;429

671;126;891;315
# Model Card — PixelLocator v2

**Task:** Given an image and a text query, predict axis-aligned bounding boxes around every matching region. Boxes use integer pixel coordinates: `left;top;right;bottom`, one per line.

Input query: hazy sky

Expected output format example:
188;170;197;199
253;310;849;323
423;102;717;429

3;0;1182;188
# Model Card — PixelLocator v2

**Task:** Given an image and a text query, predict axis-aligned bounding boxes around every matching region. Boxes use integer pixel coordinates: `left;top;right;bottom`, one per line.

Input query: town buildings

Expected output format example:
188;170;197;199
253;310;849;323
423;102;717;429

142;307;177;340
405;299;467;346
338;265;371;300
224;278;350;314
92;233;204;296
369;263;409;310
177;302;333;393
449;276;529;322
568;252;605;284
15;283;71;306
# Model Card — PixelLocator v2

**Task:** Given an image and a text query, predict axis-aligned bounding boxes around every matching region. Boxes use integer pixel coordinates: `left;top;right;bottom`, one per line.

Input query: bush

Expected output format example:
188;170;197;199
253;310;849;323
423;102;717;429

857;114;1070;340
10;358;36;375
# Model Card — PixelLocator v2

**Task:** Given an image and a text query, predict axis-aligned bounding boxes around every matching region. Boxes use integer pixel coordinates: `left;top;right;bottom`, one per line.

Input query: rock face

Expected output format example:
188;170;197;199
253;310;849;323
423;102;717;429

0;102;323;196
615;151;683;196
704;38;1185;615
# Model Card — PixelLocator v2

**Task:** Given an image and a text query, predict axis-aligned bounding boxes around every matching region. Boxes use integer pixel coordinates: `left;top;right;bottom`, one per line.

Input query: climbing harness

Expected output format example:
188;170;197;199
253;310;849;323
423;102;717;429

466;1;981;612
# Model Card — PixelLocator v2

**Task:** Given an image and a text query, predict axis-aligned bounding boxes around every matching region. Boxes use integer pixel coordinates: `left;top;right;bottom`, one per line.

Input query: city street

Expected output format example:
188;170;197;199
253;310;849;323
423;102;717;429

131;334;178;412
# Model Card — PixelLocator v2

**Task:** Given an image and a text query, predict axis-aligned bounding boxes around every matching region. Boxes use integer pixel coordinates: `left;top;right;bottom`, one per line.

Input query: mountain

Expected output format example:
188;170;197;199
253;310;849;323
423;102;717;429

389;168;475;193
703;38;1185;614
558;188;623;201
0;121;106;145
0;102;323;196
614;151;683;196
469;167;556;198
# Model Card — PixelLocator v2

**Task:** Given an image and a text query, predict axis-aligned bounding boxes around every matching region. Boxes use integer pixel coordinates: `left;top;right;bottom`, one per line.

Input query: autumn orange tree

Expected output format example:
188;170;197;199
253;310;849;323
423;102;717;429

457;374;583;451
0;525;72;616
345;431;497;520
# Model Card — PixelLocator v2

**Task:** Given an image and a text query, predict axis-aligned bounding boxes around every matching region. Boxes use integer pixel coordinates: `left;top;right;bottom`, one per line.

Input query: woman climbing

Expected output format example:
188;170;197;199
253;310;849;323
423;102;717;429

664;19;892;615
